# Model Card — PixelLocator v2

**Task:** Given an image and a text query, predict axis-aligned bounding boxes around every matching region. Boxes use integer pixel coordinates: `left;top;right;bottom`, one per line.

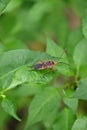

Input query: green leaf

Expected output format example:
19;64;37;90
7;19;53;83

74;78;87;100
46;37;66;59
67;27;83;61
72;116;87;130
5;0;22;12
0;0;11;14
5;66;54;91
0;105;9;130
0;49;52;68
56;63;73;76
82;11;87;39
53;108;76;130
0;49;55;92
13;84;43;97
46;37;72;76
25;87;61;130
73;39;87;77
63;97;78;114
1;97;21;121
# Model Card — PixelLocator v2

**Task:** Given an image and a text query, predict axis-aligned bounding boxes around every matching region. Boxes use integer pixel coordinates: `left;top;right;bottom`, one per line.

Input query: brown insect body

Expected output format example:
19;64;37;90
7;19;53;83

33;60;58;70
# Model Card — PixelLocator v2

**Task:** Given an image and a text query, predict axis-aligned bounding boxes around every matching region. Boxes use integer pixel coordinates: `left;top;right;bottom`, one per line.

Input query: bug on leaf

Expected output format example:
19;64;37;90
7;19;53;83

33;49;70;71
33;60;58;70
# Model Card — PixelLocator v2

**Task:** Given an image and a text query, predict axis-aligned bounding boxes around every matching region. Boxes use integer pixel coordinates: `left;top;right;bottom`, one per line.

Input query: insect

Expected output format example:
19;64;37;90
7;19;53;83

33;50;70;71
33;60;58;70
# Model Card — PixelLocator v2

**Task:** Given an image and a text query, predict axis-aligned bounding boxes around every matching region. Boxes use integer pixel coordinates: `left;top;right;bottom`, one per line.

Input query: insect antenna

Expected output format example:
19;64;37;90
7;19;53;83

58;49;70;66
58;48;67;61
58;61;70;66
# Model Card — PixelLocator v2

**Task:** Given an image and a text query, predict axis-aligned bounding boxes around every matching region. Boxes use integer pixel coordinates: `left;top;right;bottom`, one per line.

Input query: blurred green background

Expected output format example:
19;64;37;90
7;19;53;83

0;0;86;130
0;0;83;53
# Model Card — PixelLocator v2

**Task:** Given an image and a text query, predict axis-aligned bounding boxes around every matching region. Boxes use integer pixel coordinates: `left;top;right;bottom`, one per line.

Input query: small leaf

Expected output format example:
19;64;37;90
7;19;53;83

72;116;87;130
1;97;21;121
46;37;66;60
74;77;87;100
0;0;11;15
25;87;61;130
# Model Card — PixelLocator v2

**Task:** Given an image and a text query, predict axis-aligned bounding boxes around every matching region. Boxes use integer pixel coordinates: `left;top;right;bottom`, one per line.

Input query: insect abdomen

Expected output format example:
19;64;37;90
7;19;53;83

33;64;42;70
33;64;46;70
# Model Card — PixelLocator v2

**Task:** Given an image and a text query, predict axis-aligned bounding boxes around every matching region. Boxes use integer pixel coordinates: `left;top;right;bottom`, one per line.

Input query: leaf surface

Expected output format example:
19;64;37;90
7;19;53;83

25;87;61;129
46;37;73;76
0;0;10;14
82;11;87;38
74;78;87;100
1;97;21;121
53;108;76;130
73;39;87;69
0;49;55;92
72;116;87;130
63;97;78;114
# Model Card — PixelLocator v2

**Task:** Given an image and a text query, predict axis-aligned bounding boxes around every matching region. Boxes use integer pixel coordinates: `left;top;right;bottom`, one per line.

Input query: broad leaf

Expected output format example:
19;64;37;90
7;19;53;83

25;87;61;130
5;66;54;91
74;78;87;100
0;49;55;92
1;97;21;121
0;0;11;14
53;108;76;130
72;116;87;130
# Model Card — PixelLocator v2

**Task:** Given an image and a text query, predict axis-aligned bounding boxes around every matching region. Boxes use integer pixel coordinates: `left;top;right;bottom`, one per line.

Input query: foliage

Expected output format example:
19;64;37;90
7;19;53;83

0;0;87;130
